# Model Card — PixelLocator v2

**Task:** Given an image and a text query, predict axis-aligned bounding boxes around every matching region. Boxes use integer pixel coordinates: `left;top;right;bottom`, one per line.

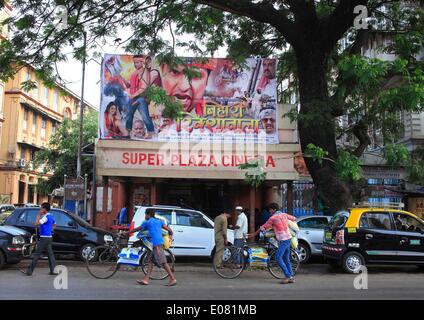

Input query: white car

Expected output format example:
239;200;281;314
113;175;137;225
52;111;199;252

129;205;234;257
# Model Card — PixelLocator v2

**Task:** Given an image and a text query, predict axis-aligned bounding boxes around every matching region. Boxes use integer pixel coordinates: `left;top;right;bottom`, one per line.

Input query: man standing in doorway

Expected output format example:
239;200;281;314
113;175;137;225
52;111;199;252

233;206;248;267
118;203;129;225
248;203;297;284
213;211;231;268
21;202;57;276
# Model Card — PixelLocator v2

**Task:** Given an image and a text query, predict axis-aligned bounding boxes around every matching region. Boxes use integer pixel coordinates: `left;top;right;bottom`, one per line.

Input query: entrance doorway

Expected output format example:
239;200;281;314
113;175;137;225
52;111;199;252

18;181;26;204
158;180;230;219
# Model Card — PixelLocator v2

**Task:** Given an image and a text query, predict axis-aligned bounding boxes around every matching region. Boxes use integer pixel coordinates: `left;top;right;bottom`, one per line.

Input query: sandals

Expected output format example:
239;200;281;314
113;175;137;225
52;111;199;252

166;279;177;287
136;279;149;285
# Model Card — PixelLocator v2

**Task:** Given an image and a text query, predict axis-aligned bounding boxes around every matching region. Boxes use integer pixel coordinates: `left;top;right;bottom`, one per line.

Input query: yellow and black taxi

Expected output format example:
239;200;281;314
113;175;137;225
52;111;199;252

322;202;424;273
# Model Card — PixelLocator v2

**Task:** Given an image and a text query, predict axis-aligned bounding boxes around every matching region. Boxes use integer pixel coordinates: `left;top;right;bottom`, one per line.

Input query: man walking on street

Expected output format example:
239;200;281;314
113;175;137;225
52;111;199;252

213;211;231;268
21;202;57;276
128;208;177;286
248;203;297;284
233;206;248;267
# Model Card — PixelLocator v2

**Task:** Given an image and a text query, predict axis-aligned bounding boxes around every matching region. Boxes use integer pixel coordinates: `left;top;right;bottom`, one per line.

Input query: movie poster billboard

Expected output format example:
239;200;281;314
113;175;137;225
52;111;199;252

99;54;279;144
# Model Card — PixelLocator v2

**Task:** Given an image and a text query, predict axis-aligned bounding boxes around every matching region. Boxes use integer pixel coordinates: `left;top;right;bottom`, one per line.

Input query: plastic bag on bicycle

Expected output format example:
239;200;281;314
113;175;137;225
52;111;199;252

247;246;269;267
118;247;142;266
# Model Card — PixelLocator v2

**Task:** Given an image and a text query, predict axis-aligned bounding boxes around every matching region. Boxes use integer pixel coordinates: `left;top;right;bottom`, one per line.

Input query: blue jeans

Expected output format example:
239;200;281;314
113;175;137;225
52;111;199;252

234;239;244;264
276;239;293;278
126;97;155;133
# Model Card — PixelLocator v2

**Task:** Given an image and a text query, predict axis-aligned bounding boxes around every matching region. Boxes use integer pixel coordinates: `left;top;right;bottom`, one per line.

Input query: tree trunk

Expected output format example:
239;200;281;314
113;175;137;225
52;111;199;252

295;47;353;213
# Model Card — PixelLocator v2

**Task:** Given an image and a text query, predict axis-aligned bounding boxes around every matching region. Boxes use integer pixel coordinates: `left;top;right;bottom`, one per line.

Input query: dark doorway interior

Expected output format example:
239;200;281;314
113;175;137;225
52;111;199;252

159;180;229;219
28;185;35;204
18;181;26;204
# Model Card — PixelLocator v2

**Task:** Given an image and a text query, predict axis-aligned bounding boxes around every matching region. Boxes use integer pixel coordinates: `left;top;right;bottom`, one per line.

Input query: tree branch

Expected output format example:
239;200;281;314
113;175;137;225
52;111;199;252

193;0;300;47
351;120;371;157
319;0;370;52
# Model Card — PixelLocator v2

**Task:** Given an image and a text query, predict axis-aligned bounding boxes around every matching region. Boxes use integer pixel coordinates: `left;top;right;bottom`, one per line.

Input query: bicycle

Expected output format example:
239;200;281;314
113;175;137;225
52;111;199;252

86;230;175;280
213;233;300;279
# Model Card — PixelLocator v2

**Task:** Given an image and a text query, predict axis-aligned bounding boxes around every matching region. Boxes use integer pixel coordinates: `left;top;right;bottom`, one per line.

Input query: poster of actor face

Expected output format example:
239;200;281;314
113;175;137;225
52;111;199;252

99;54;279;143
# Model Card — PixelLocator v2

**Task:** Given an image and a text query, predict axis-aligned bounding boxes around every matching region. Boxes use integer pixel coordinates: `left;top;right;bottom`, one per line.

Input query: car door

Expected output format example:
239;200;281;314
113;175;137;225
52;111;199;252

297;217;330;253
171;210;214;256
357;211;399;262
50;211;84;253
392;212;424;263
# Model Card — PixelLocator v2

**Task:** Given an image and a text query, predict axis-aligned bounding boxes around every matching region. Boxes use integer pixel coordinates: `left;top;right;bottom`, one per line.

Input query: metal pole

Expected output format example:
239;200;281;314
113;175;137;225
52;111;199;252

76;31;87;217
63;175;67;210
76;31;87;178
84;173;88;220
92;154;96;226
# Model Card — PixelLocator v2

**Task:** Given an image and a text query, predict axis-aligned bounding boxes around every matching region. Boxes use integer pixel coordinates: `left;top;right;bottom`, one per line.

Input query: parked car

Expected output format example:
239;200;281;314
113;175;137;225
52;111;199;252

322;203;424;273
296;215;332;263
4;207;114;261
0;205;16;224
0;225;33;269
129;205;234;257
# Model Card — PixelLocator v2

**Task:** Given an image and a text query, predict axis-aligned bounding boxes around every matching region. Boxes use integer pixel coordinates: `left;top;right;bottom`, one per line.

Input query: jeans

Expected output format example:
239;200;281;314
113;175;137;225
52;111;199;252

234;239;244;264
276;239;293;279
126;96;155;133
27;237;56;275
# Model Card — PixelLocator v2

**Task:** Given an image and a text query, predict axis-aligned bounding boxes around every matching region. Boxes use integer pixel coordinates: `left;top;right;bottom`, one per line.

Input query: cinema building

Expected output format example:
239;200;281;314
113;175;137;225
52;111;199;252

94;104;303;232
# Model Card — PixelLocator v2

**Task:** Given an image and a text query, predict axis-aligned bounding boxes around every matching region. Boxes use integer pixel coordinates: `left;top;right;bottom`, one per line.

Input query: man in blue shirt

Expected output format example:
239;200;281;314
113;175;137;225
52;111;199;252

118;203;129;225
21;202;57;276
128;208;177;286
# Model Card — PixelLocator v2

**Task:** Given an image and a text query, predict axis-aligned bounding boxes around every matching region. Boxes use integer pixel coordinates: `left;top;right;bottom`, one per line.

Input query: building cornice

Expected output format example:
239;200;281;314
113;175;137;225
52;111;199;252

5;90;64;120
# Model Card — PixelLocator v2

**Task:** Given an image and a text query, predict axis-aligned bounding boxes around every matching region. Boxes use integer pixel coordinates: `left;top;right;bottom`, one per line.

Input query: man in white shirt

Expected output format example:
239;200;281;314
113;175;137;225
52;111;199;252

233;206;248;267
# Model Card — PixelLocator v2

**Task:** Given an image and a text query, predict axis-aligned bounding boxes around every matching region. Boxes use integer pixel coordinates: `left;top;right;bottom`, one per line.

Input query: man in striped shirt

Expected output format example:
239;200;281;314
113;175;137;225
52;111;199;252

249;203;297;284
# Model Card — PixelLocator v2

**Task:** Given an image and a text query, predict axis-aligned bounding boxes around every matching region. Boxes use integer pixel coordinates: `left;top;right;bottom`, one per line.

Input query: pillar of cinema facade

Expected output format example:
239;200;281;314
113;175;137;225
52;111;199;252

94;54;304;231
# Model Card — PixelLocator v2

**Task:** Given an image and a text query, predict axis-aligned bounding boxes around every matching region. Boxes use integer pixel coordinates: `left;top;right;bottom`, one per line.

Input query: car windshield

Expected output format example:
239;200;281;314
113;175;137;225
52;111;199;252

328;211;349;231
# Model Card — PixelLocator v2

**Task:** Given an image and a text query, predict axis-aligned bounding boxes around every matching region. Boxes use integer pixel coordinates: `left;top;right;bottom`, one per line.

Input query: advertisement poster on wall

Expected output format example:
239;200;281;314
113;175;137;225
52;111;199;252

99;54;279;144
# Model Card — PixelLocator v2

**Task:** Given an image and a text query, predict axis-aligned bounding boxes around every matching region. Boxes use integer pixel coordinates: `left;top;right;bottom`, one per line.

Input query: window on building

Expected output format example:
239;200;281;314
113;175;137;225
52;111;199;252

33;80;39;98
32;113;37;135
20;146;26;160
43;87;49;105
41;117;46;139
23;109;28;130
30;149;36;161
53;91;59;112
24;69;31;92
52;122;57;135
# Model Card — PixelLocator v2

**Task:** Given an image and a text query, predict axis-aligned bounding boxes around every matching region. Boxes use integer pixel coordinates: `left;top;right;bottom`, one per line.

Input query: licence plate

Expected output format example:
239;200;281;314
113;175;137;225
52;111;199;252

325;232;332;240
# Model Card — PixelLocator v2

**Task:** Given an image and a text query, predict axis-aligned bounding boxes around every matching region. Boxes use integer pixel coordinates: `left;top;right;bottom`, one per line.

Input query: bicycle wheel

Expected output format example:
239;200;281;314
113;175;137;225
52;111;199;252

86;246;120;279
268;248;300;279
213;246;245;279
141;249;175;280
290;249;300;275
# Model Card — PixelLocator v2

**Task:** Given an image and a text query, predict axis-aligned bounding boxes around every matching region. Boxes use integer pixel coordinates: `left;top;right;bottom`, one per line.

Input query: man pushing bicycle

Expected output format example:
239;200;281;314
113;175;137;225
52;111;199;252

126;208;177;287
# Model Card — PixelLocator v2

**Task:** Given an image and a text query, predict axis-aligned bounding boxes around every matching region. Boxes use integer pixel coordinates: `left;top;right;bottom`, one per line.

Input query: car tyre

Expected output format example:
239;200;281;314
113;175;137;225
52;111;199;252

79;243;98;262
0;250;5;270
342;251;365;274
297;242;311;264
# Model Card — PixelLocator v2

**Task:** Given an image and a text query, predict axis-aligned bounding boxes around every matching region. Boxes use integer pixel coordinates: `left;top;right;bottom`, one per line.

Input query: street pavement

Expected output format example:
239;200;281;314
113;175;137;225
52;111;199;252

1;258;424;300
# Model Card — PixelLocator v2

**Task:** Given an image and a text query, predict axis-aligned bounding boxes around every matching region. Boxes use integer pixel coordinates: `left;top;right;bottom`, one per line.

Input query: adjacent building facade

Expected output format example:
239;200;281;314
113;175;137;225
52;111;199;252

0;65;87;205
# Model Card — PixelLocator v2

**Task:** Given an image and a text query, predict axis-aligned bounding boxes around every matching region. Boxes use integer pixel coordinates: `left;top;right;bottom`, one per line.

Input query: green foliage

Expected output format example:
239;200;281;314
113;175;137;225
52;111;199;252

143;86;183;119
334;151;362;182
304;144;329;165
384;143;410;166
34;111;98;194
238;158;267;189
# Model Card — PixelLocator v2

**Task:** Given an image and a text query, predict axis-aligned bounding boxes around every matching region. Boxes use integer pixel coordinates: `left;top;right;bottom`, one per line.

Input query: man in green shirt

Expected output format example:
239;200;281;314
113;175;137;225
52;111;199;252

213;212;231;268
